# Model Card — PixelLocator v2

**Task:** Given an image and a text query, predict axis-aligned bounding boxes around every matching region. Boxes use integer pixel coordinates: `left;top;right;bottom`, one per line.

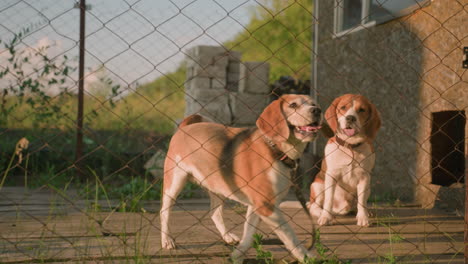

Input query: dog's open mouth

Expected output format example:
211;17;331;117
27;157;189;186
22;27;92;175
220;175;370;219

294;122;322;135
343;126;357;137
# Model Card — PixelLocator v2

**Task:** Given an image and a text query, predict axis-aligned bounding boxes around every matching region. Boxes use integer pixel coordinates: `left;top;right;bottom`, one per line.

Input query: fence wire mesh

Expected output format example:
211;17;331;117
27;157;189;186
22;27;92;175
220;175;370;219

0;0;466;263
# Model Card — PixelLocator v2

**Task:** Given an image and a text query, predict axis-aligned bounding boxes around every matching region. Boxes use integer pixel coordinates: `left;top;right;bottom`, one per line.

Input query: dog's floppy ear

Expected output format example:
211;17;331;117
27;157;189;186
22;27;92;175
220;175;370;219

256;98;289;142
324;96;341;134
363;101;381;141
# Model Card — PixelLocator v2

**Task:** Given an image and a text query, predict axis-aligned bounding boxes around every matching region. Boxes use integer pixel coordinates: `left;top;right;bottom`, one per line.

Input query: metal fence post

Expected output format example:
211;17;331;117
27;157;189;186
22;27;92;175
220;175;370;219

75;0;86;177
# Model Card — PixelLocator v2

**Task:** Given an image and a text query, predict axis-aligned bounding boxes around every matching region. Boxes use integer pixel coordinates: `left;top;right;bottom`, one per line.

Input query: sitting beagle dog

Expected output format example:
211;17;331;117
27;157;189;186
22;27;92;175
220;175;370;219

160;94;322;262
308;94;381;227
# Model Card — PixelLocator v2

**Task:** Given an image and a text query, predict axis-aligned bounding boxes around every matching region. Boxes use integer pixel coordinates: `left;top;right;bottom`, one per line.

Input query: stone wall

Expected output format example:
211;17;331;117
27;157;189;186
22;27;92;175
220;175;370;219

185;45;271;126
316;0;467;208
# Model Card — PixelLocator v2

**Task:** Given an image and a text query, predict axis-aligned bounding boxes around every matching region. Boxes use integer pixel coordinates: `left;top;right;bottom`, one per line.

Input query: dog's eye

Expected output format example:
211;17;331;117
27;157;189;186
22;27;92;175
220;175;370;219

340;105;347;110
358;108;366;113
289;103;298;109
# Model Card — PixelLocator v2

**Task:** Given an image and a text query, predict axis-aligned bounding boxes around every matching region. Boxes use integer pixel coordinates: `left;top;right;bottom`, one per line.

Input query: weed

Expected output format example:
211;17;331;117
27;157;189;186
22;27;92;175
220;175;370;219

252;233;274;264
378;254;397;264
314;230;329;259
389;233;405;244
303;230;352;264
0;137;29;189
251;230;352;264
375;222;406;264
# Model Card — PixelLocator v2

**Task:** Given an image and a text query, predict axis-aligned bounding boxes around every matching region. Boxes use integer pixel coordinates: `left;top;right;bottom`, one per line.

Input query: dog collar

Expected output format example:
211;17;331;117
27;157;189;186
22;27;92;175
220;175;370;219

279;154;298;169
263;136;298;169
334;136;363;149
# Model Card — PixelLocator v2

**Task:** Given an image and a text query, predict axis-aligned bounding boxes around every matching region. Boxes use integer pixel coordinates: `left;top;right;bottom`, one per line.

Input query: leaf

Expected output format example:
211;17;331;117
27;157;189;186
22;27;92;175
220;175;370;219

22;79;32;88
26;97;35;106
42;65;50;76
11;35;18;46
111;84;121;95
48;78;58;85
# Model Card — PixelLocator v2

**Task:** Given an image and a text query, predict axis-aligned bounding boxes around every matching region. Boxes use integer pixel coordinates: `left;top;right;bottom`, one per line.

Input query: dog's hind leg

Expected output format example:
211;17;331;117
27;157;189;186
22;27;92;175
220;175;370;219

260;207;314;261
160;158;189;249
231;205;260;264
308;178;324;219
209;192;240;245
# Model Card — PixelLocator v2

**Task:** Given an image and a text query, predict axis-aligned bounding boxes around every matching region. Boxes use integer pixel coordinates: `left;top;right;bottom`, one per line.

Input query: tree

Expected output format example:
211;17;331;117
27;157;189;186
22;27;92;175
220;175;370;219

225;0;313;81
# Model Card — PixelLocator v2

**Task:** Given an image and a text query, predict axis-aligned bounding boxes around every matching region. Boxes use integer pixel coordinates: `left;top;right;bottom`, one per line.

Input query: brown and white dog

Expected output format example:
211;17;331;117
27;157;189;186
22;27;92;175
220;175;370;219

308;94;381;227
160;94;322;262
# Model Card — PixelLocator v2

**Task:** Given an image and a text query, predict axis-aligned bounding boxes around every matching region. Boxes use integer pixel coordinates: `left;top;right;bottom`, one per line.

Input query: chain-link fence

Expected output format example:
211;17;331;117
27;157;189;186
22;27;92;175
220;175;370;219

0;0;466;263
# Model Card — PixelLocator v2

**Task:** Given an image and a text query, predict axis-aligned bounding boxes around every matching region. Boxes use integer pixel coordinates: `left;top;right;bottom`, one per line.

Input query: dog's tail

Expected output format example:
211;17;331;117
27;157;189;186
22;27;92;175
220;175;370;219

178;114;213;128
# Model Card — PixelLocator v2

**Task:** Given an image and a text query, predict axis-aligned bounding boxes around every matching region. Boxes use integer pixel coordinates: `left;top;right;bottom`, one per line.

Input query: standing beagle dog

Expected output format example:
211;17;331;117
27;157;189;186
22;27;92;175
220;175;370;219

308;94;381;227
160;94;322;262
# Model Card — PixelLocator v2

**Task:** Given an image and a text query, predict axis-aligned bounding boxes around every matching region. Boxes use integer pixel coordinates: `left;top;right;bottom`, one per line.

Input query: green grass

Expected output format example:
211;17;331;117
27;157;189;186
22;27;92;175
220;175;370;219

76;171;200;213
0;132;199;215
2;66;186;133
2;159;199;214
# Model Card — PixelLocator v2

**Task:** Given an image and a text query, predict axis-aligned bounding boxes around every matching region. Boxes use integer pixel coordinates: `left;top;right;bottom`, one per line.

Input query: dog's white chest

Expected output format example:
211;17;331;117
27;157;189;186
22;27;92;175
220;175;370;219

268;161;293;203
326;143;374;164
325;143;375;182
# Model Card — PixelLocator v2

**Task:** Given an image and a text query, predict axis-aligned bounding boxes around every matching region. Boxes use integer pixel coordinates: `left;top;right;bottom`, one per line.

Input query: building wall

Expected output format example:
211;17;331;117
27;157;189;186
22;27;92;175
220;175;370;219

316;0;467;206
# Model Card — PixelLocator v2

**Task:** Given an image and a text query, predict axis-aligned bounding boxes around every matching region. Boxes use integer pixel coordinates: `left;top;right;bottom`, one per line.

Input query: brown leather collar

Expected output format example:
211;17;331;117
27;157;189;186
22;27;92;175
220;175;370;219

335;136;363;149
263;136;298;169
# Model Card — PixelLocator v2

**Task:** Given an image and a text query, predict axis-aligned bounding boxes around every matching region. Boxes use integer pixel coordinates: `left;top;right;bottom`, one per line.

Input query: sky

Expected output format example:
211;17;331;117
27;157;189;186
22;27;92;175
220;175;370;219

0;0;256;95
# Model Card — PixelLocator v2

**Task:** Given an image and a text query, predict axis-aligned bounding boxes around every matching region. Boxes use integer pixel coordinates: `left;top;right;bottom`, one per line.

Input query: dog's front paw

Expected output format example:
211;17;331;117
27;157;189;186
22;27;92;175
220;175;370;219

356;213;369;227
317;211;333;226
161;236;177;249
223;232;240;245
308;203;322;219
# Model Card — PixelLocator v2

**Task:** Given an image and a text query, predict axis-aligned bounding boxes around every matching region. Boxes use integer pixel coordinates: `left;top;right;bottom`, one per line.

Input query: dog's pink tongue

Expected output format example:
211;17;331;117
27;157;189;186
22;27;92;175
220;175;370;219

299;125;321;132
344;128;356;136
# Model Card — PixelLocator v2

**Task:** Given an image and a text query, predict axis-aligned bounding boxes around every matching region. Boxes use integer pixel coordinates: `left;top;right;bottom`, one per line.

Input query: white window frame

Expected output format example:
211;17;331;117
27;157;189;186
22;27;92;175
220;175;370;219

334;0;431;38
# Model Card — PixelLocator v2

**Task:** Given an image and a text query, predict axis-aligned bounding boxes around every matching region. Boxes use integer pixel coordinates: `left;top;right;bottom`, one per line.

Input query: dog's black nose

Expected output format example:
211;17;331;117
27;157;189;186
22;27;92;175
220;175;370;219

346;115;356;122
312;107;321;116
